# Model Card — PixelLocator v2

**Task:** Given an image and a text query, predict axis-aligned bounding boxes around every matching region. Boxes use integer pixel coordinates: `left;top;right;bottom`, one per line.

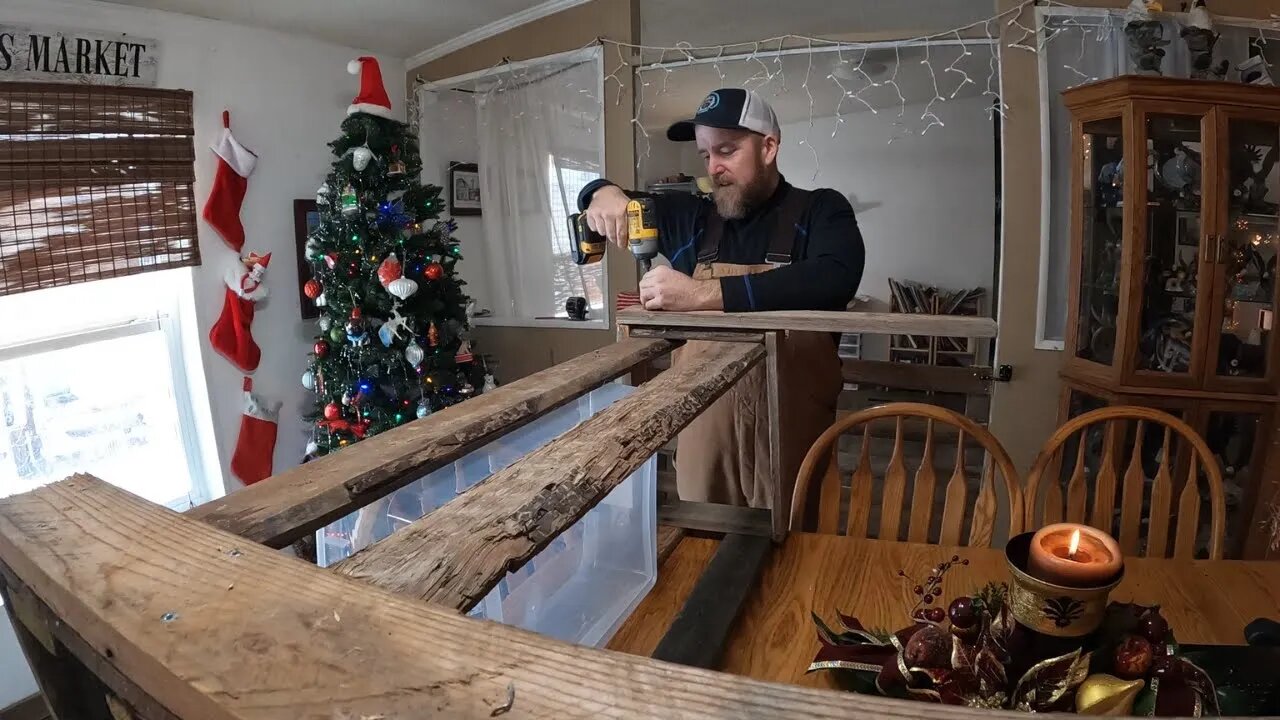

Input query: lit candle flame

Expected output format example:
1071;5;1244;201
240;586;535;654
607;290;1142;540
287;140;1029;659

1068;529;1081;559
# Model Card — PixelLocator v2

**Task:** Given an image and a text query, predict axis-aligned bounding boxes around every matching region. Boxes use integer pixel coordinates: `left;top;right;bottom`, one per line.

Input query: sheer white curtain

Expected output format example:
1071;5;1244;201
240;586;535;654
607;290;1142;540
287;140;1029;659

474;49;604;321
1037;10;1276;347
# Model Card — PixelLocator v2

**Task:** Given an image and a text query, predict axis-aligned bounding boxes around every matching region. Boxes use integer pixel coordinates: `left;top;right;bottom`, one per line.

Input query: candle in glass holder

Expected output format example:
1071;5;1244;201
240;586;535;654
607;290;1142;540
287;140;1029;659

1027;523;1122;588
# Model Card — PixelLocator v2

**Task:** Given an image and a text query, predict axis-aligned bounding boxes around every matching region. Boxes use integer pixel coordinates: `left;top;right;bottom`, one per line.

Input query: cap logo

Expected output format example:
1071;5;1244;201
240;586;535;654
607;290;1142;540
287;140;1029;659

698;92;720;115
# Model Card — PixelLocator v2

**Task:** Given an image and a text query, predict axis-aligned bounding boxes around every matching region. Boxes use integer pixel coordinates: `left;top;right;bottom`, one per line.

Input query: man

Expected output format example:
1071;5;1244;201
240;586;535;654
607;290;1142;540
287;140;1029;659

579;87;864;520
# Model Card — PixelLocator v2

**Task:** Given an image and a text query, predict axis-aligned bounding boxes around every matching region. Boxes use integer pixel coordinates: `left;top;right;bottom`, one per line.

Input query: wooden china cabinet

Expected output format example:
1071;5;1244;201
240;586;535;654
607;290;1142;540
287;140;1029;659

1060;76;1280;559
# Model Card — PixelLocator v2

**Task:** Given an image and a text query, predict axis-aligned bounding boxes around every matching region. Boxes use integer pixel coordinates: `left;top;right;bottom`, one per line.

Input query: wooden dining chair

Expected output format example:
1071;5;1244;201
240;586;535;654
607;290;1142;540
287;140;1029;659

1025;406;1226;560
790;403;1023;547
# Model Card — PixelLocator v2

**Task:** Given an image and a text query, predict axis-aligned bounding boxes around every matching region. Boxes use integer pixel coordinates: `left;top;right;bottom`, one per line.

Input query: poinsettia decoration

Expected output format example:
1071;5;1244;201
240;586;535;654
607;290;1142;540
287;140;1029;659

809;564;1222;714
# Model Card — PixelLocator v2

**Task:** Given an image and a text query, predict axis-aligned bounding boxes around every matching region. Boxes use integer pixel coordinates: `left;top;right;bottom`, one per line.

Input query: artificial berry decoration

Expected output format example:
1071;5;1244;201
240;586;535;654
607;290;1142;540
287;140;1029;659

424;262;444;281
948;597;977;629
898;554;969;625
1113;634;1154;680
313;339;330;358
323;402;341;420
304;278;323;299
1138;611;1170;645
926;607;946;624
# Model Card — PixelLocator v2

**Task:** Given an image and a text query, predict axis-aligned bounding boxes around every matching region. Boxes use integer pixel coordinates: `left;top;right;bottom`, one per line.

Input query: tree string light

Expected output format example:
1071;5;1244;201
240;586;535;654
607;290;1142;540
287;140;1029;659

945;30;975;99
920;41;946;135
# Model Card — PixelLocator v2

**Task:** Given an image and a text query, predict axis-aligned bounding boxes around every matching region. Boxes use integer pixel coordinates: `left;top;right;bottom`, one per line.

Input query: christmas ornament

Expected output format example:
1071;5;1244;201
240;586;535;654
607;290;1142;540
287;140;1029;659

341;391;353;406
387;276;418;300
424;262;444;281
209;252;272;373
346;308;368;346
304;278;322;299
416;400;432;419
459;381;475;397
230;377;279;486
482;373;497;392
455;340;474;364
352;145;374;172
405;340;425;367
377;252;403;286
314;340;330;358
324;252;339;270
329;326;345;343
1076;675;1144;716
1113;634;1154;679
340;184;358;215
428;322;439;347
318;316;332;332
323;402;341;420
203;112;257;252
388;145;406;175
316;182;330;205
301;370;315;391
305;440;319;456
315;292;327;307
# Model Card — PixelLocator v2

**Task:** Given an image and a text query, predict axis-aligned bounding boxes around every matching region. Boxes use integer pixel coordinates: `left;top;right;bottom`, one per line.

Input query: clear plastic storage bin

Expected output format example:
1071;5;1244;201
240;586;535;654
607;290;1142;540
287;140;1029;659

315;381;657;648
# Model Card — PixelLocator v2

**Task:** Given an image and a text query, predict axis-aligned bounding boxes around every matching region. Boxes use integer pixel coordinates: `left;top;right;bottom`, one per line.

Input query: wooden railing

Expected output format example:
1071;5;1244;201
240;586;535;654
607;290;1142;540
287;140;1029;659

0;310;1029;720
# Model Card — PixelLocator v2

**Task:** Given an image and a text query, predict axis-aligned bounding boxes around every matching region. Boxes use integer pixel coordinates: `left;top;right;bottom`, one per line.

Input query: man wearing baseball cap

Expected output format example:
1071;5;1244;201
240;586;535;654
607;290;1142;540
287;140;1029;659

578;87;865;522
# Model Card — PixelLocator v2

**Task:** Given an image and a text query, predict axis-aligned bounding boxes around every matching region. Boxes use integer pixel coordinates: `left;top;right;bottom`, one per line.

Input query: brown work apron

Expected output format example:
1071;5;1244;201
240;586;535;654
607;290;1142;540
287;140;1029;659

672;190;844;522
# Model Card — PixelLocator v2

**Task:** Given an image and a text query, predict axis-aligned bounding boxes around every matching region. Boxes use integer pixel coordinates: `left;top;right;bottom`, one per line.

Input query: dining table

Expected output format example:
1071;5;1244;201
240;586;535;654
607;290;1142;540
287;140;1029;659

607;531;1280;689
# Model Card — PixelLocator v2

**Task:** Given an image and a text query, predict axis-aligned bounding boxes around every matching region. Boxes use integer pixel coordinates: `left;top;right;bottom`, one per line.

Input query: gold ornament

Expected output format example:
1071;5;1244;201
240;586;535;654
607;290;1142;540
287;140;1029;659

1076;674;1145;716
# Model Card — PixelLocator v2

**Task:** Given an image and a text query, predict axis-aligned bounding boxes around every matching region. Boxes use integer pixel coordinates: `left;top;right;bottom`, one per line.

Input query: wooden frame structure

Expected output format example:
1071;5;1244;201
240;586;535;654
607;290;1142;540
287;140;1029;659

0;310;1010;720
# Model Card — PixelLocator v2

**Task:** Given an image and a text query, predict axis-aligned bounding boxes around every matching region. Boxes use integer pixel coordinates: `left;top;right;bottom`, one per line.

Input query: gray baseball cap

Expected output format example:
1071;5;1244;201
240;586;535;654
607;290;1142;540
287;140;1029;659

667;88;782;142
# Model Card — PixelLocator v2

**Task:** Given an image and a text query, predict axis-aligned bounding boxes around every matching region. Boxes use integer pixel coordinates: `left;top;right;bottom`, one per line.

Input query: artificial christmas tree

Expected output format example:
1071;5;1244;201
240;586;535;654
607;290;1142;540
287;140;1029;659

301;57;485;456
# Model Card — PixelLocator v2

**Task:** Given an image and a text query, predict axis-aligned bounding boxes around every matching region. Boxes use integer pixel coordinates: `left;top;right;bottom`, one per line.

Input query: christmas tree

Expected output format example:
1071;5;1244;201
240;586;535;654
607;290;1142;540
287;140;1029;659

302;57;485;457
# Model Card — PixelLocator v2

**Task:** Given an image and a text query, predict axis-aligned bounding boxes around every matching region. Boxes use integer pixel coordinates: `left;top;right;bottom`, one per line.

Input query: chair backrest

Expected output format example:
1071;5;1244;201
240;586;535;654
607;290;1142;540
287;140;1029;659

1025;406;1226;560
790;402;1022;547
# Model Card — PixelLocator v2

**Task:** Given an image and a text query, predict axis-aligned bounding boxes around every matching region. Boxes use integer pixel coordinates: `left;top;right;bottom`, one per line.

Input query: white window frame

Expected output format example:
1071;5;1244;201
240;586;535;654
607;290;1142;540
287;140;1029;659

0;273;216;511
1035;6;1280;351
421;46;610;331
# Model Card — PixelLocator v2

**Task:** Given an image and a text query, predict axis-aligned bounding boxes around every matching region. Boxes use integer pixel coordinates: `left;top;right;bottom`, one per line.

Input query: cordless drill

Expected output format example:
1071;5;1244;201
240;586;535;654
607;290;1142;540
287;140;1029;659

568;197;659;272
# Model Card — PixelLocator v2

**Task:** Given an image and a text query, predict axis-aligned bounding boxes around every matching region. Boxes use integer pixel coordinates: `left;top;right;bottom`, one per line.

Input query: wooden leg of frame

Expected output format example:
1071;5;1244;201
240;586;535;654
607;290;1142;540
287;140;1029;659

765;331;785;542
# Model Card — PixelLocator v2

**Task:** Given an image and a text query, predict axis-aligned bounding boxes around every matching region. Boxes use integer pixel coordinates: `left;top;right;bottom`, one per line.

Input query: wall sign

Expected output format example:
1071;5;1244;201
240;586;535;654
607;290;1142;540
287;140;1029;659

0;24;159;86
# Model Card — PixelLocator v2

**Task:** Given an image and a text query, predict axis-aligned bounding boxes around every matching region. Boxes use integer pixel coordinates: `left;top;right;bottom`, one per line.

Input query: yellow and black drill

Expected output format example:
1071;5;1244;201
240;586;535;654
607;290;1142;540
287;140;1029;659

568;197;659;272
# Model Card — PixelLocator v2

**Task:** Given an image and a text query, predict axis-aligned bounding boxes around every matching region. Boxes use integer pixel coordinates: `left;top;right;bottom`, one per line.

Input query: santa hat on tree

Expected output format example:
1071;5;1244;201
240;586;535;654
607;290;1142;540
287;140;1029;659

348;57;394;119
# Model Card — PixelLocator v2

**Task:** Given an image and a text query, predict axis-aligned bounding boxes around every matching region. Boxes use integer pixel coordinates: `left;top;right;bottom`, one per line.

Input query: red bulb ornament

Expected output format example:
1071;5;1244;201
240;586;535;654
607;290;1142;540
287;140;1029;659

304;279;322;299
313;340;330;358
425;262;444;281
323;402;341;421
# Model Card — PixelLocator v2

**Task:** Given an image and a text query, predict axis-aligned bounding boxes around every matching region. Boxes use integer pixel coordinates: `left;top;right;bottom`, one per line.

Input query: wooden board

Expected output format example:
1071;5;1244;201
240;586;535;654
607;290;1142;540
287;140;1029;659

0;475;1052;720
186;338;672;547
610;532;1280;690
658;500;772;536
616;310;997;338
841;359;992;395
650;534;772;669
331;340;765;612
607;537;719;657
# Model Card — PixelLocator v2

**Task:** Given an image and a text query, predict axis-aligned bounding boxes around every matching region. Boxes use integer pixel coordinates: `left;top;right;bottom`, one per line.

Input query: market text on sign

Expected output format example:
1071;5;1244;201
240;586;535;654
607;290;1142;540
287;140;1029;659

0;33;149;78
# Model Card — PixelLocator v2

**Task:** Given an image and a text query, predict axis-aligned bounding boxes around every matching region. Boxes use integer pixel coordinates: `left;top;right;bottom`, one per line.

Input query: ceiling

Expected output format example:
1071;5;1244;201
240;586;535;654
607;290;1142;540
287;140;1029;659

89;0;554;57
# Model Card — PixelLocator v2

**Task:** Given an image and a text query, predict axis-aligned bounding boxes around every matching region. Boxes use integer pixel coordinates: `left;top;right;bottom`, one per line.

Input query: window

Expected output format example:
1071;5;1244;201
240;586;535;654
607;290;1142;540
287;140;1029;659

0;261;212;511
546;158;605;315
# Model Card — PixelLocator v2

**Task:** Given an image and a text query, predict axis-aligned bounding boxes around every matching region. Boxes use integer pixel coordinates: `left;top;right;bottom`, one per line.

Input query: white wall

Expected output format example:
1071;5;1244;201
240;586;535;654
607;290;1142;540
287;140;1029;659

0;0;402;705
639;93;997;360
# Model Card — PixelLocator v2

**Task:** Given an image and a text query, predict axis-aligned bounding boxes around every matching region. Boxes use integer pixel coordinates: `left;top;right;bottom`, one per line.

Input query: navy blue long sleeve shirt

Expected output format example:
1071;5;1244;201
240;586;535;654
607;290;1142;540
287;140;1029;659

577;177;864;312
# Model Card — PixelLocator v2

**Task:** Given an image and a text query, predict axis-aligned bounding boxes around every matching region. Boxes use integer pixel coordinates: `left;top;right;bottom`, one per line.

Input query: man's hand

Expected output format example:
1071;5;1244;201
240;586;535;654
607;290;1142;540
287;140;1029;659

584;185;630;250
638;266;723;311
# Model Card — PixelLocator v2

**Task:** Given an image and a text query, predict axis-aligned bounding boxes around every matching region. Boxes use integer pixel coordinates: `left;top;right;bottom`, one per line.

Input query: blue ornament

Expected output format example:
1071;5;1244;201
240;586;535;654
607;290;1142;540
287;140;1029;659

416;400;432;419
357;378;374;396
376;199;413;229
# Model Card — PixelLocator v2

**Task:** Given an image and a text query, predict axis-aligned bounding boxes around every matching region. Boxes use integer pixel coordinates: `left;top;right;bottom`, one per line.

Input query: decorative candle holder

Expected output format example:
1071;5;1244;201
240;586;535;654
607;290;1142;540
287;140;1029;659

1005;533;1123;638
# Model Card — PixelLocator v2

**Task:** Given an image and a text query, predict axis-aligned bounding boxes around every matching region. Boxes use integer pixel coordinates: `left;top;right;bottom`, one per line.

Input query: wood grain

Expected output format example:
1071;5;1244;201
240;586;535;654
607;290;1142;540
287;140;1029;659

765;331;785;540
879;418;907;542
1118;421;1147;555
1065;435;1089;524
1064;76;1280;115
332;341;764;611
841;359;992;395
816;446;841;535
846;426;873;538
967;461;996;547
937;431;967;546
1147;428;1175;558
616;310;997;338
4;475;1071;720
658;500;771;537
187;338;672;547
607;536;719;657
907;421;937;543
610;532;1280;690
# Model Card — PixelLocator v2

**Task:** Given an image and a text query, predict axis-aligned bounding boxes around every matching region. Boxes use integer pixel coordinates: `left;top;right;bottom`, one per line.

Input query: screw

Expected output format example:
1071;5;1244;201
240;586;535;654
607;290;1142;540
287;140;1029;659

161;612;178;623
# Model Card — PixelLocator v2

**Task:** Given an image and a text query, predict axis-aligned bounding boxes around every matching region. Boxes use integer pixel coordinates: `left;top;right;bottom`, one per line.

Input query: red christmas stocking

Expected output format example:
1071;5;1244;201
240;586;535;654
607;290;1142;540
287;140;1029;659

231;377;279;486
208;253;271;373
202;113;257;252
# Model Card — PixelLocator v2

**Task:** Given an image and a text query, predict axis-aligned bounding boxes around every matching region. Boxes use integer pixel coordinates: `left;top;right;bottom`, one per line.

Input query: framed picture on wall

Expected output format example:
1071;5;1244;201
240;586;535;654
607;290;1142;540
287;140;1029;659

449;161;481;216
294;199;321;320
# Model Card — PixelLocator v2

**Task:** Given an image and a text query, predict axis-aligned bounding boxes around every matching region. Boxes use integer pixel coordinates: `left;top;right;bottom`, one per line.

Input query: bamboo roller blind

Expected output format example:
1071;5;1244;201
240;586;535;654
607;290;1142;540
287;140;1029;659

0;82;200;296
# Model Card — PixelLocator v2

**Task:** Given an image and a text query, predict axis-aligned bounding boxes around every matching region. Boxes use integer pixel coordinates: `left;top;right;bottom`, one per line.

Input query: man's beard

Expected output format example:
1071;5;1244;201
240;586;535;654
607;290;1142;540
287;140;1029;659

712;174;772;220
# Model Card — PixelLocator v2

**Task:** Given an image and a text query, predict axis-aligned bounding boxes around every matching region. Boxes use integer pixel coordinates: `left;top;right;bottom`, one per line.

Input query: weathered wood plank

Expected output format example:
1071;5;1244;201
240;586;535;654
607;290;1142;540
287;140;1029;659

658;500;772;537
616;309;998;338
0;474;1020;720
656;526;685;565
842;359;993;395
651;534;772;669
332;341;765;611
627;327;765;343
186;338;673;548
765;331;785;540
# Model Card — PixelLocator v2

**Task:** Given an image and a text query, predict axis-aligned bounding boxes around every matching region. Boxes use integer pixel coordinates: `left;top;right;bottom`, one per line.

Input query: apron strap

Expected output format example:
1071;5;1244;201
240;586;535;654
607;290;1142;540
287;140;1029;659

766;187;811;266
696;210;725;264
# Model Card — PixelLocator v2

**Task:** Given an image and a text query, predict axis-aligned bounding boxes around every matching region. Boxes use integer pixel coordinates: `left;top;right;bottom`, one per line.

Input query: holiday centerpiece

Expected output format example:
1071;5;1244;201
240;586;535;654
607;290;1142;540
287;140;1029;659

809;524;1270;715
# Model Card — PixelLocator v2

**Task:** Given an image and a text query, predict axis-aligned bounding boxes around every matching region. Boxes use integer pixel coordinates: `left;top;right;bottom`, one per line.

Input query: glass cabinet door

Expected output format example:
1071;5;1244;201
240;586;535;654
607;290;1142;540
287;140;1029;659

1201;408;1264;558
1206;114;1280;391
1127;111;1212;386
1075;117;1124;367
